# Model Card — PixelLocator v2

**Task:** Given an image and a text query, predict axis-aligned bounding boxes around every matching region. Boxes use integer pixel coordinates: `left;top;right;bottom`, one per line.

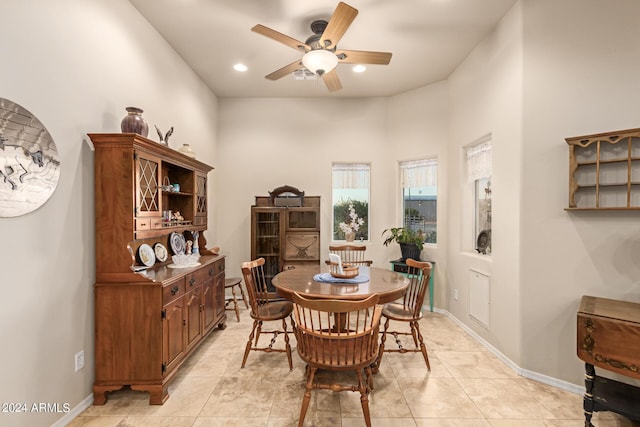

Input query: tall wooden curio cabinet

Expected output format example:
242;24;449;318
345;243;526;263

251;185;320;290
89;133;226;406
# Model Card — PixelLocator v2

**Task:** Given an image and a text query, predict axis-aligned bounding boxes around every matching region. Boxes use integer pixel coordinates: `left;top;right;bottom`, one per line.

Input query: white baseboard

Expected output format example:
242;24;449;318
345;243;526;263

50;394;93;427
432;307;584;395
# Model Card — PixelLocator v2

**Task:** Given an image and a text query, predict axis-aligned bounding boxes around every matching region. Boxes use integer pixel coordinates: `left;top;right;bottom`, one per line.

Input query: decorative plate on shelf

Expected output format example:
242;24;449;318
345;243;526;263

476;230;491;254
169;232;186;255
154;243;168;262
137;243;156;267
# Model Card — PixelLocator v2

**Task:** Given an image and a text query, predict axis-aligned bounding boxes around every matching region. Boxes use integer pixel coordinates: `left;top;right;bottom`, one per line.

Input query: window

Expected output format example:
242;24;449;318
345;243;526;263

466;140;492;254
400;158;437;244
332;163;370;241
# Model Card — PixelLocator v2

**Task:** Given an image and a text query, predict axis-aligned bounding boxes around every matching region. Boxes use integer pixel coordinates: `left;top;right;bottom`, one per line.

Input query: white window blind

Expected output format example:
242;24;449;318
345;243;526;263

400;158;437;188
332;163;370;188
466;142;492;183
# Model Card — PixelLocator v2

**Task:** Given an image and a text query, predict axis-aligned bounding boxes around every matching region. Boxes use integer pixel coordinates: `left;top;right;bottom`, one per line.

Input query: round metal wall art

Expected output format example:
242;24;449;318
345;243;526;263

0;97;60;217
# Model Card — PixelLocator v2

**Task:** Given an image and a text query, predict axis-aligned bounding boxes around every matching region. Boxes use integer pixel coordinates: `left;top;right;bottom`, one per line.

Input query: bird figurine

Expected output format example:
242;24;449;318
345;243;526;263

154;125;174;146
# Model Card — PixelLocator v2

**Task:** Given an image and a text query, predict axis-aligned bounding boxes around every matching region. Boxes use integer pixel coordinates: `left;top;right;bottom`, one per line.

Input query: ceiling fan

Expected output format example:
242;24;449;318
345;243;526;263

251;1;392;92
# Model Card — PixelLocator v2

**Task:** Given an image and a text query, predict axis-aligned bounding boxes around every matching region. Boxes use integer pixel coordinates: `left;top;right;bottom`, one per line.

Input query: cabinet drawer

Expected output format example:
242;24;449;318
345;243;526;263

135;218;151;230
212;258;225;275
150;218;163;229
195;264;217;283
185;272;198;290
163;279;185;304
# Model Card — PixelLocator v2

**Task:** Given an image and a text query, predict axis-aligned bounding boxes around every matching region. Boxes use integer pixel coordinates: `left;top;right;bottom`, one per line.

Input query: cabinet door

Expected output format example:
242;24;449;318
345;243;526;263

251;208;284;290
184;287;202;351
194;172;208;226
135;151;162;219
202;276;216;332
215;270;225;324
163;297;186;376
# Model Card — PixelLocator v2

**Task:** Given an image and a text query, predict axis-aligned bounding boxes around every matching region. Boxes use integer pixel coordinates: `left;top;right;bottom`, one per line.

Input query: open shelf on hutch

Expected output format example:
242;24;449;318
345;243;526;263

566;128;640;210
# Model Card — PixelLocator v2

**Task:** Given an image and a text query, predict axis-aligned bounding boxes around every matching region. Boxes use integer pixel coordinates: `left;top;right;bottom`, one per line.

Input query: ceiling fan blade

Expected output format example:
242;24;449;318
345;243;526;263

252;24;309;52
265;60;303;81
322;69;342;92
336;49;392;65
319;2;358;50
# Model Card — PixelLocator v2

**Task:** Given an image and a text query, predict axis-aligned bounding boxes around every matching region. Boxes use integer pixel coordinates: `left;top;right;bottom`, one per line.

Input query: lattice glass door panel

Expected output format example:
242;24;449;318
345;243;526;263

196;174;207;215
136;153;161;216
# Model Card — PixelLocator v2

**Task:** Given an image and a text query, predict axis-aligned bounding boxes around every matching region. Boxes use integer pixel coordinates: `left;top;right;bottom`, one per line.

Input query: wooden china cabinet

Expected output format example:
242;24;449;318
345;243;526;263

89;133;225;405
251;185;320;290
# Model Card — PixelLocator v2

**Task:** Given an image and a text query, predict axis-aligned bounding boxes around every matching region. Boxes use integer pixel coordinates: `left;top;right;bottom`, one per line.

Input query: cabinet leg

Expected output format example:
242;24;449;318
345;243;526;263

92;384;125;405
131;384;168;405
583;363;595;427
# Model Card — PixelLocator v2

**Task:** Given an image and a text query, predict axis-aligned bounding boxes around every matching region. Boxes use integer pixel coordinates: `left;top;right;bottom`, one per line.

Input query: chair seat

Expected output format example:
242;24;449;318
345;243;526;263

224;277;242;288
382;302;423;322
251;300;293;321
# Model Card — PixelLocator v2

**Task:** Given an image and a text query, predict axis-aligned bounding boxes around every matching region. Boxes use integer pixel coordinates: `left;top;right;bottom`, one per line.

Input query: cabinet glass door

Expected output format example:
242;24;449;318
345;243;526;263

287;208;319;230
135;153;161;217
253;211;281;290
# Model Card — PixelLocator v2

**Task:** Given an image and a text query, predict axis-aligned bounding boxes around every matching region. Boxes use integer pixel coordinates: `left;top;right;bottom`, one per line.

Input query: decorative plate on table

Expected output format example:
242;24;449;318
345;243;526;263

154;243;168;262
137;243;156;267
169;232;186;255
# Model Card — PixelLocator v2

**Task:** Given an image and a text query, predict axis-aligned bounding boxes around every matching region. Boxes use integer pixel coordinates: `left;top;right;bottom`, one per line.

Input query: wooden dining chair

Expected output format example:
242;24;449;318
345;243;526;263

326;244;373;266
240;257;294;370
376;258;432;371
291;292;382;427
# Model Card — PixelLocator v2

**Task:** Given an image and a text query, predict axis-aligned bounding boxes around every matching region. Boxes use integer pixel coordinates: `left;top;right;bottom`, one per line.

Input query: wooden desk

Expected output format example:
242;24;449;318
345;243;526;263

390;259;435;311
272;266;409;304
577;295;640;426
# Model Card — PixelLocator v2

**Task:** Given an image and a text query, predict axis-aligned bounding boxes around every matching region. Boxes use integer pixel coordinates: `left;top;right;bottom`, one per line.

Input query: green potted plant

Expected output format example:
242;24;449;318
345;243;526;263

382;227;425;261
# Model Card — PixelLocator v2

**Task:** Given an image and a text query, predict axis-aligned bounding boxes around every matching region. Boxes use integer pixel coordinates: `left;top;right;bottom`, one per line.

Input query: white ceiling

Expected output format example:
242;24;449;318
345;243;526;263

129;0;517;98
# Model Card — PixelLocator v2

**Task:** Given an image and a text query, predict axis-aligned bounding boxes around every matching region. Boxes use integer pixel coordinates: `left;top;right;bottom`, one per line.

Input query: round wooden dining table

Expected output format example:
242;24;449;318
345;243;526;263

272;265;409;303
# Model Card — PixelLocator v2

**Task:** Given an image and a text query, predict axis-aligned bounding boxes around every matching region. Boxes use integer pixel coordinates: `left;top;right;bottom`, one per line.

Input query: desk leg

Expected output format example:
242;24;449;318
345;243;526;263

583;363;595;427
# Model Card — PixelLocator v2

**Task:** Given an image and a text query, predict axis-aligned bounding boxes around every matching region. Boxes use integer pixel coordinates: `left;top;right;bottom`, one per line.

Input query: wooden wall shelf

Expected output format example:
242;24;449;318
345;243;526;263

566;128;640;210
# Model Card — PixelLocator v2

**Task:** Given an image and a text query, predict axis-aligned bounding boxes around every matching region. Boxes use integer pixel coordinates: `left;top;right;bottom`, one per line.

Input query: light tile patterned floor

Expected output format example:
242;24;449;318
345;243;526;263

69;307;638;427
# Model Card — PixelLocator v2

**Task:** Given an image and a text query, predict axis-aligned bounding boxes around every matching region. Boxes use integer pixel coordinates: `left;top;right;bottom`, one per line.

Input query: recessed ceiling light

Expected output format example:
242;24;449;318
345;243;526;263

233;63;248;72
353;65;366;73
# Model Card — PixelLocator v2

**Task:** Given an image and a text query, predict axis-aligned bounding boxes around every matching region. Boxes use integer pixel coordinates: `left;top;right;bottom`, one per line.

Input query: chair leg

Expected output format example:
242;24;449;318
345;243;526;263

238;283;249;309
365;366;374;391
254;321;263;346
356;369;372;427
283;318;293;370
375;316;391;371
412;320;430;370
242;319;259;368
230;285;240;322
298;366;317;427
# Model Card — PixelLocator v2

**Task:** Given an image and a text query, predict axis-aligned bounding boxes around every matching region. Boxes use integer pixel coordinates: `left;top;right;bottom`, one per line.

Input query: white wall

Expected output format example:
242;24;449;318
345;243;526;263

217;97;388;279
217;87;450;300
0;1;218;426
520;0;640;383
447;2;524;363
386;81;450;308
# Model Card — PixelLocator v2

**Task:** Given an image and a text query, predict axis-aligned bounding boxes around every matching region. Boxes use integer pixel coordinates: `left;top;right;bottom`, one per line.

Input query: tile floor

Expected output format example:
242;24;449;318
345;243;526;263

69;305;638;427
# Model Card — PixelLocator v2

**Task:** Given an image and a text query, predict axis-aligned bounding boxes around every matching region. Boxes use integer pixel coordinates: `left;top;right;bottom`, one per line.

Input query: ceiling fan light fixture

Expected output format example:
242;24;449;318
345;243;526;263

301;49;338;76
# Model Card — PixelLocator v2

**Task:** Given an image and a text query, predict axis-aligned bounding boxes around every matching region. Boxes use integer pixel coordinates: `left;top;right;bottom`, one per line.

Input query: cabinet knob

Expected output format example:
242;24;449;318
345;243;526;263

208;268;214;276
189;277;196;286
171;285;179;295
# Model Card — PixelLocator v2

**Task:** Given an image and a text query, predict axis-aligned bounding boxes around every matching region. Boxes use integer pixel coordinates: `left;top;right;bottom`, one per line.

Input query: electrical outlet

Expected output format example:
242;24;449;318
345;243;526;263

75;350;85;372
453;289;459;301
